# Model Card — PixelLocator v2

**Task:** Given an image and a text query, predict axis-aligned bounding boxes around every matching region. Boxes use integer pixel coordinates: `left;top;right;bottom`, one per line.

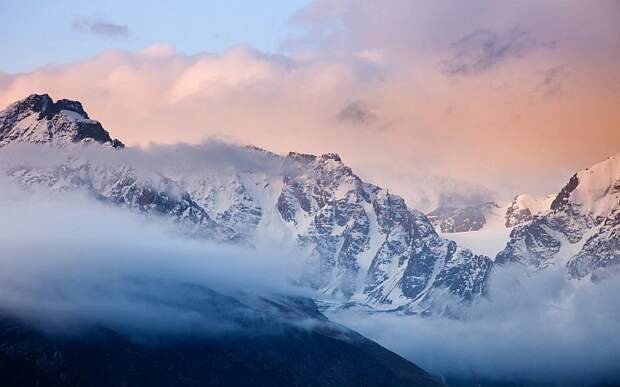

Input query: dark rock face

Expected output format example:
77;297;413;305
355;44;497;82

434;246;493;301
568;208;620;278
504;206;533;228
0;94;124;148
275;154;492;312
550;174;579;211
0;290;445;387
54;99;89;118
427;202;498;233
495;217;563;267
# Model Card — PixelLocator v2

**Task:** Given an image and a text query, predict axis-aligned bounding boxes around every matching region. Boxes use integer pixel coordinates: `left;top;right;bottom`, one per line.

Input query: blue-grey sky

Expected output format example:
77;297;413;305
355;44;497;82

0;0;309;73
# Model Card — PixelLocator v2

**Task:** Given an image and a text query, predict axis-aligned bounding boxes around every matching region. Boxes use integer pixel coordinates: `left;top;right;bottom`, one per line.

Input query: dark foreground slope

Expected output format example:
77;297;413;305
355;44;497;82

0;288;444;387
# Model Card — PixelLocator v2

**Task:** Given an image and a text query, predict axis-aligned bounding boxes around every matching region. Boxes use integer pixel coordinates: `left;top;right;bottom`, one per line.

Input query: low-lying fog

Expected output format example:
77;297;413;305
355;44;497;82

0;179;307;336
329;265;620;386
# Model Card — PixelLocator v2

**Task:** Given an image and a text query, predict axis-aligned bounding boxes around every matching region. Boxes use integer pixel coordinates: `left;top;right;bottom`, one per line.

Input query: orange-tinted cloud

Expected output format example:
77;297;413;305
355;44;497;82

1;0;619;210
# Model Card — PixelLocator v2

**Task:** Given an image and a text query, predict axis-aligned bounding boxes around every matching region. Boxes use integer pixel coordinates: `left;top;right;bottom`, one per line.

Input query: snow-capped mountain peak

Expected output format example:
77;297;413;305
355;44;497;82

552;153;620;219
497;153;620;278
0;94;124;148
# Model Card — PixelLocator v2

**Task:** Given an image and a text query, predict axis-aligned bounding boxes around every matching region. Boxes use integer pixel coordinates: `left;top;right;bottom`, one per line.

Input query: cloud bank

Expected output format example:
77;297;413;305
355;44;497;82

329;266;620;386
0;177;307;336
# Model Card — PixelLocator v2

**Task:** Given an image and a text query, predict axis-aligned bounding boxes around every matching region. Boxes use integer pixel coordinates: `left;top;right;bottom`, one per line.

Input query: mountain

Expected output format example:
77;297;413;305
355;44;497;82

0;285;445;387
0;94;451;386
0;94;492;314
496;154;620;278
0;94;123;148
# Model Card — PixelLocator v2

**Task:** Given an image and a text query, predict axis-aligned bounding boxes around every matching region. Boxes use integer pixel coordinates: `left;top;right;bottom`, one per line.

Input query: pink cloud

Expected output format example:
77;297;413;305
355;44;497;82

1;1;619;209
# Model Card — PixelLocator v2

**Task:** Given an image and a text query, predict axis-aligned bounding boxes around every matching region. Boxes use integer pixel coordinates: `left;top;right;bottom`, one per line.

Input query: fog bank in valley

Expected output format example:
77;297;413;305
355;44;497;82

0;179;307;336
329;265;620;386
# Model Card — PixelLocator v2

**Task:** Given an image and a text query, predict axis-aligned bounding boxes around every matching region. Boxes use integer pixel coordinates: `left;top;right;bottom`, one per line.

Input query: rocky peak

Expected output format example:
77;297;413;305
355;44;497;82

55;98;90;118
5;94;88;121
320;152;342;162
550;174;579;212
496;153;620;278
0;94;124;148
558;154;620;219
286;151;344;166
287;152;317;163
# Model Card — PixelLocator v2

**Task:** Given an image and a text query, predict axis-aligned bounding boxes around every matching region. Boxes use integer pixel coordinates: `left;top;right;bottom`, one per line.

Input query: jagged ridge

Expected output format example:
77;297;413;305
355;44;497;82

496;154;620;278
0;94;494;314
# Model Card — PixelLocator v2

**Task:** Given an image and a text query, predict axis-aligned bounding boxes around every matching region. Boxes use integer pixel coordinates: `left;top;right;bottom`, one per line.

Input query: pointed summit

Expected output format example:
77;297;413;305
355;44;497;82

0;94;124;148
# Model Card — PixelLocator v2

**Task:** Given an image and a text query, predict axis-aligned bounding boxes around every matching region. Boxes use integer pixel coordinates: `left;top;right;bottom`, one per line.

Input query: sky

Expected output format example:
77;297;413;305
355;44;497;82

1;0;619;207
0;0;309;73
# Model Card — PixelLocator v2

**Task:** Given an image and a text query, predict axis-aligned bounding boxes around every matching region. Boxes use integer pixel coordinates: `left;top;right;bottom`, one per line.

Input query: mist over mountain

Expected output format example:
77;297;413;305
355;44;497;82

2;1;619;385
0;181;444;387
0;94;494;315
0;94;618;386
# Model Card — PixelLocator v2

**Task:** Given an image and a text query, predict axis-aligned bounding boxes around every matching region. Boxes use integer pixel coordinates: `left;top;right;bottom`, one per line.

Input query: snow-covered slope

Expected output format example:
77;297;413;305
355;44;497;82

439;203;514;258
428;192;555;234
428;195;554;258
496;154;620;278
0;94;493;314
504;193;556;227
563;155;620;218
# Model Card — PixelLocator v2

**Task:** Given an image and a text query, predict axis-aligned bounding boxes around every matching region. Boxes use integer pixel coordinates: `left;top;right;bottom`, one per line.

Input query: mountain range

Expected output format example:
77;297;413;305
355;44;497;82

1;93;618;311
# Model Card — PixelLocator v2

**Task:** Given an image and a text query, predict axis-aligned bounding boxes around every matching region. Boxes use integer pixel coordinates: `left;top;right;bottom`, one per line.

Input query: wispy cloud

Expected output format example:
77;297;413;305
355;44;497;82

441;28;555;76
72;17;129;38
534;65;569;97
336;100;377;126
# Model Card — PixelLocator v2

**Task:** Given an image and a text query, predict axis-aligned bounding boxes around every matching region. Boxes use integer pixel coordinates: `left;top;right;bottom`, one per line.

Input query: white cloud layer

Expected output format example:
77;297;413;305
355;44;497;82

0;178;307;336
329;265;620;386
